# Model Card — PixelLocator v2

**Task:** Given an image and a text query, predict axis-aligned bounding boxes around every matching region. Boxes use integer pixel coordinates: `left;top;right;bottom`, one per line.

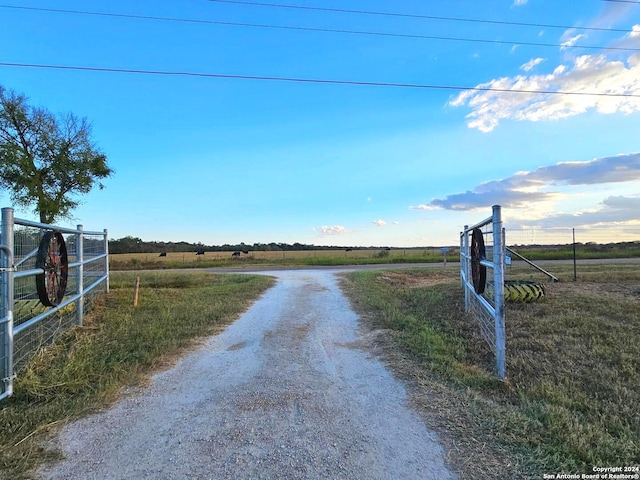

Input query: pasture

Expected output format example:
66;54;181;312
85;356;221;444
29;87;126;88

108;248;455;269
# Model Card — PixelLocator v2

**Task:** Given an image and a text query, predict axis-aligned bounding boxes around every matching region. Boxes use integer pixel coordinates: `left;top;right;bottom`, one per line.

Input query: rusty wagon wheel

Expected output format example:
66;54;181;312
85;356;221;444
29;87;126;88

470;228;487;294
36;231;69;307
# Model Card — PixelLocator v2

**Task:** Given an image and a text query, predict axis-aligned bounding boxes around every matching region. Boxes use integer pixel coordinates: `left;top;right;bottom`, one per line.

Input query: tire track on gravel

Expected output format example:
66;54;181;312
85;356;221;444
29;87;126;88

38;269;458;480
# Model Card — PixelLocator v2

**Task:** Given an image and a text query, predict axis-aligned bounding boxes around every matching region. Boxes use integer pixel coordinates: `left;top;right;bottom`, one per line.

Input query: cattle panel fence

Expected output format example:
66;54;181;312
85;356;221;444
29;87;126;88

0;207;109;401
460;205;506;380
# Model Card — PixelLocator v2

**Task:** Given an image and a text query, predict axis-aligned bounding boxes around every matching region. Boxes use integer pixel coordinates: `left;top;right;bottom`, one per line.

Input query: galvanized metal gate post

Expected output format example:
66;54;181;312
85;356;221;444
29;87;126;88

491;205;506;380
76;225;84;327
1;208;15;401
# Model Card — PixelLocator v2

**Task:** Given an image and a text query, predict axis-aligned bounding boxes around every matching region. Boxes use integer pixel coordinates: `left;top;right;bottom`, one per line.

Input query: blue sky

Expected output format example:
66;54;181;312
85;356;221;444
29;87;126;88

1;0;640;247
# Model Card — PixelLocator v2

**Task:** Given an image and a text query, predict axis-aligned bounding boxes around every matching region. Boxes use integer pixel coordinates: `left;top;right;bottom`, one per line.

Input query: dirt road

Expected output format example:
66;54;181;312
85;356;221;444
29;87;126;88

39;269;458;479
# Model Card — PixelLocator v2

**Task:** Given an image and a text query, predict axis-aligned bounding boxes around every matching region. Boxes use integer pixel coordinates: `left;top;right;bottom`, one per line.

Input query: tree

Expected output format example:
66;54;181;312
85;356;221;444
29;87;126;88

0;85;113;224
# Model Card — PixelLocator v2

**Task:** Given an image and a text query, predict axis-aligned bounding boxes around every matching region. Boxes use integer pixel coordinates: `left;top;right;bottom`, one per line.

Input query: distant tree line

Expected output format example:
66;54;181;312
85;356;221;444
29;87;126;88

108;236;366;254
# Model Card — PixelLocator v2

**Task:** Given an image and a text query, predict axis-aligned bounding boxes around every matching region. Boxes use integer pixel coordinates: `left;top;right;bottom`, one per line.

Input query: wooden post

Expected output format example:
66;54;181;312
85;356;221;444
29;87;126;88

133;276;140;308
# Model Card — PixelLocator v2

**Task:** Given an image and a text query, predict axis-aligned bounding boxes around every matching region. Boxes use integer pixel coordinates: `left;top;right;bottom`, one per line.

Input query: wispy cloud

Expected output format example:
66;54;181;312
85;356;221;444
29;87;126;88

318;225;346;236
510;195;640;228
450;16;640;133
560;32;586;50
421;153;640;211
372;219;387;227
521;57;545;72
409;204;439;211
450;52;640;132
513;0;528;5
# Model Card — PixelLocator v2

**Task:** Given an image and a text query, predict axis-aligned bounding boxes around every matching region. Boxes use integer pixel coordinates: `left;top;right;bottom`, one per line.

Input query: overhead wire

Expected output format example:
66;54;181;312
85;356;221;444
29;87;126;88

2;62;640;98
1;5;639;52
203;0;638;34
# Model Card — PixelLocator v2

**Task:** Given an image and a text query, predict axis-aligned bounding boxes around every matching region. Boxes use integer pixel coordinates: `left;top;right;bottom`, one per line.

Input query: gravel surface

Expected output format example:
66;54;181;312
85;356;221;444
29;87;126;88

38;269;458;480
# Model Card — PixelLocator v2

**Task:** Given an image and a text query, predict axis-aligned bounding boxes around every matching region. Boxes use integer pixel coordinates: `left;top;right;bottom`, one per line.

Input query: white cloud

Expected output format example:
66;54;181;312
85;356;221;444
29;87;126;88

409;204;439;211
372;219;386;227
509;195;640;228
560;33;586;50
421;153;640;211
318;225;346;236
449;53;640;132
513;0;528;5
521;57;545;72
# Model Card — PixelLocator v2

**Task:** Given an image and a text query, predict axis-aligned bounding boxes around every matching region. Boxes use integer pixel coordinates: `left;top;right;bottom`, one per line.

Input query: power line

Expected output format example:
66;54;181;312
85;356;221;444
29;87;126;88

2;62;640;98
2;5;639;53
204;0;636;34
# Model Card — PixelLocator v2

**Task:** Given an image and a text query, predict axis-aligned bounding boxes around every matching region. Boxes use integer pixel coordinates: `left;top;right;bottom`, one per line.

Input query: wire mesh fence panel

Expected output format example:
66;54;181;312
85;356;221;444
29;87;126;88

506;226;640;248
1;208;108;399
0;266;8;399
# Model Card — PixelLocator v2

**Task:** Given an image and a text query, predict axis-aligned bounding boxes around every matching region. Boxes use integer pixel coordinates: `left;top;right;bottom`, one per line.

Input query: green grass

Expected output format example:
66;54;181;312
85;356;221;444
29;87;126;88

108;248;451;270
0;271;274;480
341;264;640;478
107;242;640;271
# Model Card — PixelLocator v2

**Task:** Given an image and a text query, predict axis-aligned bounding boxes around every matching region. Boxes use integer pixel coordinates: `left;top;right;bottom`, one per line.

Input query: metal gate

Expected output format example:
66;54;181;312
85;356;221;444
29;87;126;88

0;207;109;401
460;205;506;380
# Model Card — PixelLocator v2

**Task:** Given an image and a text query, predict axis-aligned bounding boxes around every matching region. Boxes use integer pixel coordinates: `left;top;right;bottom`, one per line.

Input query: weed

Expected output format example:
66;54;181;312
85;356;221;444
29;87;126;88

341;264;640;478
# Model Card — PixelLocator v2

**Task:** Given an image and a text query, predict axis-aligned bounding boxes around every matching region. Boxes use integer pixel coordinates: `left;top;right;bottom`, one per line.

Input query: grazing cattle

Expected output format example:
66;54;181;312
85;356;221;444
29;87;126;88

385;247;391;251
159;252;167;257
345;248;352;252
196;250;205;255
242;250;249;254
232;251;241;257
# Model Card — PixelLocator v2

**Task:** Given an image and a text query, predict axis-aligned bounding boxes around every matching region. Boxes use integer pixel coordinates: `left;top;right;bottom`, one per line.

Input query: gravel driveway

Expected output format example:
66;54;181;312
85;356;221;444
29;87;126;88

38;269;458;480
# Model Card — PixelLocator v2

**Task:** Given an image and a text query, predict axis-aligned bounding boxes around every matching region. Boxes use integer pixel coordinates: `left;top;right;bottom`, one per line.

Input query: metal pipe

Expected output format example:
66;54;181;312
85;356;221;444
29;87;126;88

505;246;559;282
466;215;493;232
104;229;109;293
492;205;506;381
13;275;107;336
76;225;84;327
13;254;108;280
12;217;103;236
1;208;15;399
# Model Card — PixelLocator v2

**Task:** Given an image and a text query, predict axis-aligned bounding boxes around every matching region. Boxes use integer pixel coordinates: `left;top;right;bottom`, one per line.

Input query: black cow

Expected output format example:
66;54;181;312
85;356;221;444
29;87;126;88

232;251;241;257
242;250;249;254
196;250;205;255
159;252;167;257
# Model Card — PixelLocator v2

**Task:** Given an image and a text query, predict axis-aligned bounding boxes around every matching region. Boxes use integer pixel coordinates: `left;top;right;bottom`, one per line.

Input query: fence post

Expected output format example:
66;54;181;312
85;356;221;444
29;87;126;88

462;225;469;311
104;229;109;293
492;205;506;380
572;228;577;282
76;225;84;326
0;208;15;399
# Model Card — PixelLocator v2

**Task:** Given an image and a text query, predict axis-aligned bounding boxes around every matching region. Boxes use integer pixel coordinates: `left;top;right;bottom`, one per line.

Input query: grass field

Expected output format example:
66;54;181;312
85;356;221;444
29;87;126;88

340;262;640;479
0;271;274;480
108;248;455;270
1;261;638;479
108;242;640;271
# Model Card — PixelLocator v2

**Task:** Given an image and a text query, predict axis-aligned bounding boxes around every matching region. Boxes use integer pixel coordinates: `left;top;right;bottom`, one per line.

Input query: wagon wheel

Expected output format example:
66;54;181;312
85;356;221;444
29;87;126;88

36;231;69;307
470;228;486;294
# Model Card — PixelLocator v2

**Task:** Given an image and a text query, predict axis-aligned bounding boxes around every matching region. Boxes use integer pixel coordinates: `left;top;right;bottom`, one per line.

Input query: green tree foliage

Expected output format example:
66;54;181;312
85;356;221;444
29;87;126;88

0;85;113;224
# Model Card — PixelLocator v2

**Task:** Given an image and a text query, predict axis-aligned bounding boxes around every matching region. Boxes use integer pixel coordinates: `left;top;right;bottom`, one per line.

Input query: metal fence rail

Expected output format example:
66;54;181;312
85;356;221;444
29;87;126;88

0;207;109;401
460;205;506;380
